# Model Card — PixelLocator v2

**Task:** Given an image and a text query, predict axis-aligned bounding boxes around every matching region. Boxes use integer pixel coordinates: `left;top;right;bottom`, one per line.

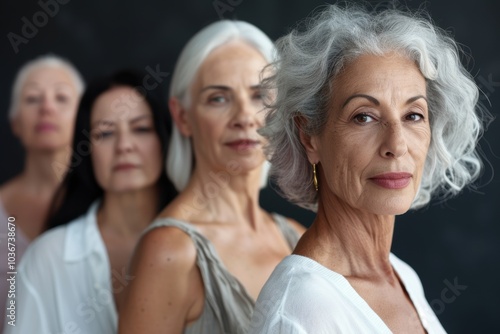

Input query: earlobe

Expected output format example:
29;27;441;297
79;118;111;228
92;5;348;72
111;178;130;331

295;116;320;164
169;97;192;137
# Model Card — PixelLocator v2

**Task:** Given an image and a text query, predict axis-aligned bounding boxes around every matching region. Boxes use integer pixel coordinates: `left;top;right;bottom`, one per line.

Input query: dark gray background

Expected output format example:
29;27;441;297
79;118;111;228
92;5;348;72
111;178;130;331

1;0;499;332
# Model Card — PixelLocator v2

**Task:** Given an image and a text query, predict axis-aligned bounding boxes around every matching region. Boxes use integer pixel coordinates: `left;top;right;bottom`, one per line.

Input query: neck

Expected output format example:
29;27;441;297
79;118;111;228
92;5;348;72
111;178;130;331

98;186;160;236
20;148;71;191
180;165;264;228
297;194;396;280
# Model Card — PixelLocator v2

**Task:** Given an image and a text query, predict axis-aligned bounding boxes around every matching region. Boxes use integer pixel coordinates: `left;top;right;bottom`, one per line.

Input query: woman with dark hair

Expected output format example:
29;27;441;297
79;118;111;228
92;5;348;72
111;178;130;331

4;70;177;334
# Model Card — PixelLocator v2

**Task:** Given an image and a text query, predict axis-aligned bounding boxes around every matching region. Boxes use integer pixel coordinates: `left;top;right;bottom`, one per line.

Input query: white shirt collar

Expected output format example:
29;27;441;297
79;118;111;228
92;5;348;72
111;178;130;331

64;200;105;262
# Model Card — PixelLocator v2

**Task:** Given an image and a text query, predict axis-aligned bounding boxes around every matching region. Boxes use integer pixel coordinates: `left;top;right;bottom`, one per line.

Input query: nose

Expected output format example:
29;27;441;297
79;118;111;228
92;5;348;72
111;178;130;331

229;95;258;130
115;130;134;154
379;121;408;159
39;94;56;115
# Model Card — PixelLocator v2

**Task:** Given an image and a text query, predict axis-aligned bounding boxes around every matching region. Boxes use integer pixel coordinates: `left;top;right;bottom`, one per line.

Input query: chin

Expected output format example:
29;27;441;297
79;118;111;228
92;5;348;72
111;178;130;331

31;143;69;152
235;153;266;167
110;185;145;194
366;195;413;216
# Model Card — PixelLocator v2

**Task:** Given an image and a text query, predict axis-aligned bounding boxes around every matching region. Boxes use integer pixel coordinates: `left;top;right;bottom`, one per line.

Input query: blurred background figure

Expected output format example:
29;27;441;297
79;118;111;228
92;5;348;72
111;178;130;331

0;54;84;330
119;20;305;334
4;70;177;334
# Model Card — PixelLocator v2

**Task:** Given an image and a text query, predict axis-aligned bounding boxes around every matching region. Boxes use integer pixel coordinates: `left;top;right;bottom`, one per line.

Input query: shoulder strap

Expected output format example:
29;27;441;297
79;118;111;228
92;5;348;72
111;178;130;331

143;217;254;334
142;217;197;236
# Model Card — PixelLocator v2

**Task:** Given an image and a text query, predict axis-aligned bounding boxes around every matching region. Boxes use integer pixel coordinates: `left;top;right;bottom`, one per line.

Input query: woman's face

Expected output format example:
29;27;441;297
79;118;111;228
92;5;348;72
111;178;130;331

12;66;80;151
180;41;268;175
90;86;163;194
306;53;431;215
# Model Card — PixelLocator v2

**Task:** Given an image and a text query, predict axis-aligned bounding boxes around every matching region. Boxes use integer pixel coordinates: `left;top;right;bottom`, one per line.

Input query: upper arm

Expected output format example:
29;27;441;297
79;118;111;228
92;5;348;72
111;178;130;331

118;227;203;334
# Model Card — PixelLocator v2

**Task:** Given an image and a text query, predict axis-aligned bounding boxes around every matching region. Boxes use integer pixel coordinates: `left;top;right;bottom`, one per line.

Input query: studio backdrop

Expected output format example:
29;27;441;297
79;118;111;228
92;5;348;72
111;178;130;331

0;0;499;332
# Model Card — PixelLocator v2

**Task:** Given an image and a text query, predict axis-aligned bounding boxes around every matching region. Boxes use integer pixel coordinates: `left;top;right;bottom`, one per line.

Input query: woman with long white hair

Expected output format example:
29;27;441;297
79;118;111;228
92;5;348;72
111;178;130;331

119;20;305;334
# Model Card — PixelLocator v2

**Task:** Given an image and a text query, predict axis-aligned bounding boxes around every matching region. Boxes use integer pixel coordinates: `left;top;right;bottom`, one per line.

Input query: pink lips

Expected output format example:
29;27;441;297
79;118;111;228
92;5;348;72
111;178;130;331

225;139;260;151
35;123;58;132
113;163;138;171
369;172;412;189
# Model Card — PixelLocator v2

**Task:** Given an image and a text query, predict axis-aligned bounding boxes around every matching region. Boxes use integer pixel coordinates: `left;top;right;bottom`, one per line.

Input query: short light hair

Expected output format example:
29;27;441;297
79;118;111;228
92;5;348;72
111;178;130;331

167;20;274;192
8;54;85;120
261;4;491;212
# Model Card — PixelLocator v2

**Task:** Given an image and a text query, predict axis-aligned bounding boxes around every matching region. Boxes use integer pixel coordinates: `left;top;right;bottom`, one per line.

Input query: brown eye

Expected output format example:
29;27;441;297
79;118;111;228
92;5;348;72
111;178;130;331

209;95;228;104
406;113;424;122
56;94;69;103
134;127;153;133
25;96;40;104
253;91;265;100
93;131;113;141
353;113;375;124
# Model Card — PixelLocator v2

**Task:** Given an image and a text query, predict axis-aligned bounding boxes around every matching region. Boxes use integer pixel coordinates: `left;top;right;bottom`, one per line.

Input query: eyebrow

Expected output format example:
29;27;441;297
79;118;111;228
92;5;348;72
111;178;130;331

91;113;152;128
341;94;428;108
199;84;262;93
24;82;73;89
129;114;152;124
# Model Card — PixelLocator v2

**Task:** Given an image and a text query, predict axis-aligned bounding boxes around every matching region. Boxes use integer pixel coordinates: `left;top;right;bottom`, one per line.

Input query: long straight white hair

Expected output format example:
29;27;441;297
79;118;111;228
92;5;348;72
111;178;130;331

167;20;275;192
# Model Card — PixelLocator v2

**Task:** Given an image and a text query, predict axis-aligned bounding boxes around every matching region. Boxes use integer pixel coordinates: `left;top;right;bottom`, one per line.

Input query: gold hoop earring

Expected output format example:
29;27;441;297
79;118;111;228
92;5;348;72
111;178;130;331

312;163;318;191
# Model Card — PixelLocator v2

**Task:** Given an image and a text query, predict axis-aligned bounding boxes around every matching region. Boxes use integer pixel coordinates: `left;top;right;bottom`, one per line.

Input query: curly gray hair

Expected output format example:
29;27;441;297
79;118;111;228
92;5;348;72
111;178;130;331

261;4;490;212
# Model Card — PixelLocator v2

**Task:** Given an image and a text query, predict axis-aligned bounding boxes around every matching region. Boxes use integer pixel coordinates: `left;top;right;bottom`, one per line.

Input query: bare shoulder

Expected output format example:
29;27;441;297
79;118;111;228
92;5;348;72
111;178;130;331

0;177;20;200
285;217;307;236
120;222;204;333
157;192;202;222
134;225;198;272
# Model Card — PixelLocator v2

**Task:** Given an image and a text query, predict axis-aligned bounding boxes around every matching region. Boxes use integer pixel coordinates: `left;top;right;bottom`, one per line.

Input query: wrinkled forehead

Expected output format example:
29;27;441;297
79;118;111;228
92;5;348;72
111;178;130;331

195;41;268;88
91;86;152;124
21;66;79;92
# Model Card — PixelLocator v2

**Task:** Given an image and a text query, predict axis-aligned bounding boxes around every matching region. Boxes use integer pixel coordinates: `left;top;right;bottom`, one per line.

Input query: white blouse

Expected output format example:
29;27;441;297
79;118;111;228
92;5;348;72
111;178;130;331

249;254;447;334
3;201;118;334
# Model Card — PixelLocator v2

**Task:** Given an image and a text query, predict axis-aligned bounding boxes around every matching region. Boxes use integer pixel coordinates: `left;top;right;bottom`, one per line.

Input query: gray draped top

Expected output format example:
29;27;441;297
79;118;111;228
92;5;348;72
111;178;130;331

144;214;300;334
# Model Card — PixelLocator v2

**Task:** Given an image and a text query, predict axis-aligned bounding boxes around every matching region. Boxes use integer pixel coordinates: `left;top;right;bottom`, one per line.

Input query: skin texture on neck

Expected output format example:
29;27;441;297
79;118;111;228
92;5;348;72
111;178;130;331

295;193;396;282
22;148;72;188
0;148;72;239
97;185;160;311
171;159;265;229
97;185;160;236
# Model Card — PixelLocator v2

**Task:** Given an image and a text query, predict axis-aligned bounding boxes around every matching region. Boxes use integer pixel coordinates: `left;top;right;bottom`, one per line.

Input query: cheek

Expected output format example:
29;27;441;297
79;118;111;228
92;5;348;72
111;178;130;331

256;109;267;127
192;116;223;144
14;116;37;141
410;127;431;162
59;108;78;125
327;152;363;195
91;147;111;187
16;111;36;128
143;137;164;176
319;130;372;196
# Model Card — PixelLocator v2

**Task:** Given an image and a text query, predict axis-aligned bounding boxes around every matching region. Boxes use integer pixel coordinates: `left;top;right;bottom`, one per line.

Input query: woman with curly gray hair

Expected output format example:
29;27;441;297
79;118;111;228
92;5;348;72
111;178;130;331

249;3;489;333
